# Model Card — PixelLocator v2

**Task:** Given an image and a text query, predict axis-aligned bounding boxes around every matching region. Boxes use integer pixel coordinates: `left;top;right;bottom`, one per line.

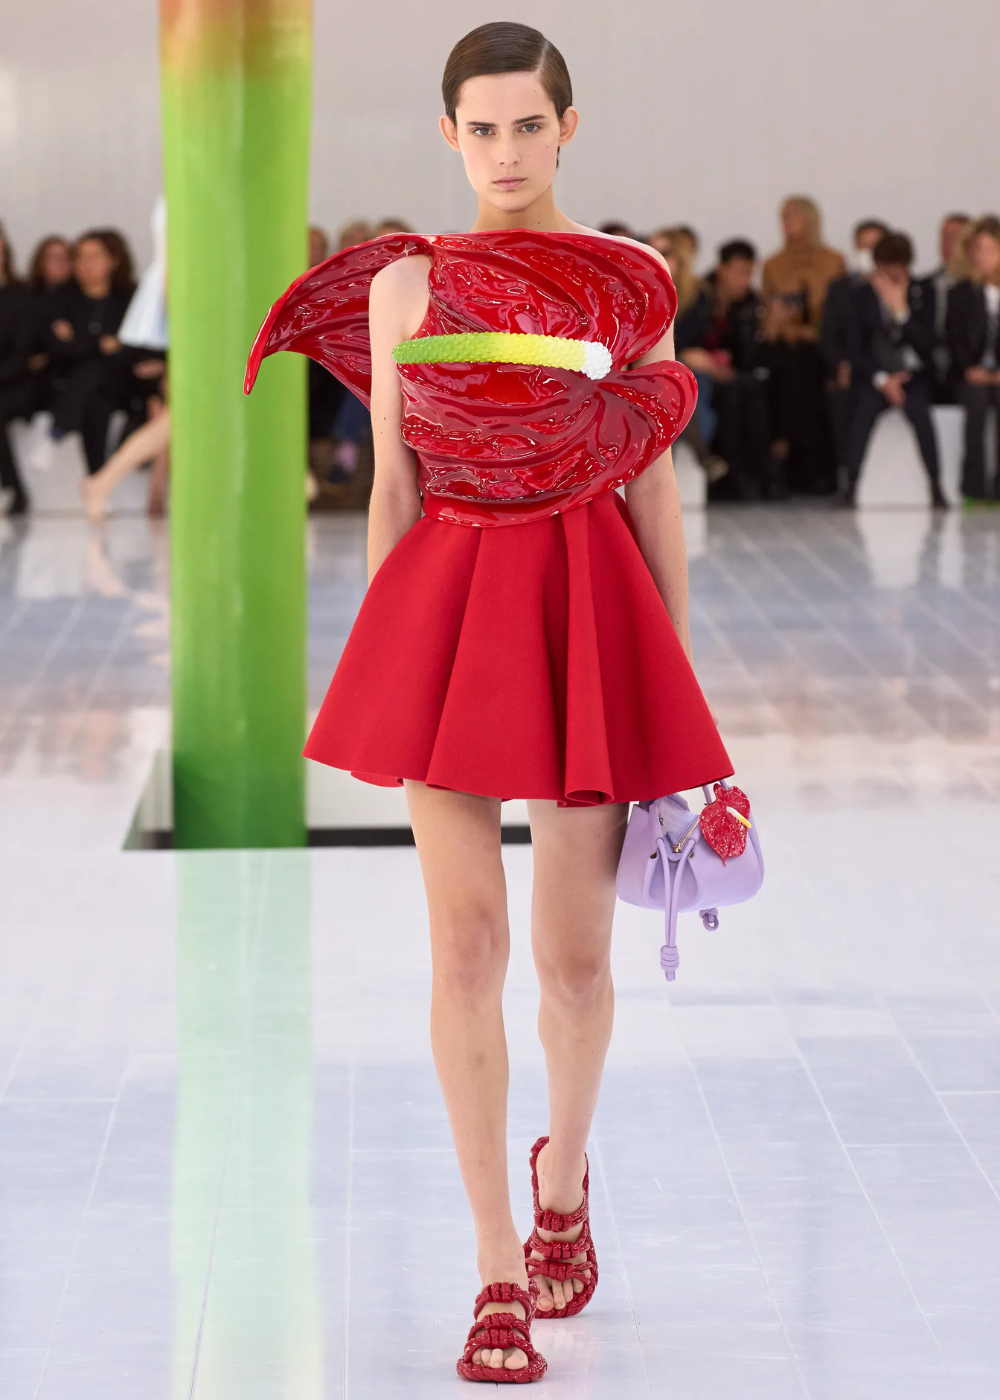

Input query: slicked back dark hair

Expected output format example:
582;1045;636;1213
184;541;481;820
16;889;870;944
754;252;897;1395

442;22;572;123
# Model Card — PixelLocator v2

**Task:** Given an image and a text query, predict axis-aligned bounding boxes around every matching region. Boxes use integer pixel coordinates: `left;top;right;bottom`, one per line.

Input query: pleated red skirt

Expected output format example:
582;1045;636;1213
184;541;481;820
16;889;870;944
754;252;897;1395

304;491;732;806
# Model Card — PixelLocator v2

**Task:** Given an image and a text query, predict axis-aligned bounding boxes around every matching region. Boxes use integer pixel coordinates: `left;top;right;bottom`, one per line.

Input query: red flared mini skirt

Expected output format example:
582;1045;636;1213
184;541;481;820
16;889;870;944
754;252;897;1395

304;492;732;806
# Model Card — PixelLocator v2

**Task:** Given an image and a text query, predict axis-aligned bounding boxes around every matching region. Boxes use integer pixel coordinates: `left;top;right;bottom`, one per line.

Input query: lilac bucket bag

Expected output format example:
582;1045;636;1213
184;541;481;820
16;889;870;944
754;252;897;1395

616;781;764;981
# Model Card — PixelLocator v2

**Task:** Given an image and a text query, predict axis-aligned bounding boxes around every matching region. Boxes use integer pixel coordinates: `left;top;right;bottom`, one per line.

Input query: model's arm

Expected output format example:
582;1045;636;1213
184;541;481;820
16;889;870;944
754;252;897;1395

366;257;429;583
623;319;693;664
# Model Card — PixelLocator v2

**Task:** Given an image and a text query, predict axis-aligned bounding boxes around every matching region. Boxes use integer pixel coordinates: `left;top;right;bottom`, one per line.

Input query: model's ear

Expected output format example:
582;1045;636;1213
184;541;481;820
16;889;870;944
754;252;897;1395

439;114;461;152
557;106;580;149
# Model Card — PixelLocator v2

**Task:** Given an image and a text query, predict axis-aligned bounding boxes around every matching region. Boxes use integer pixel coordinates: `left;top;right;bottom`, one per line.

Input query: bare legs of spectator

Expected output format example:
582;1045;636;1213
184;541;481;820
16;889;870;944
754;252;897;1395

678;419;728;483
839;380;947;508
81;406;170;523
957;382;1000;501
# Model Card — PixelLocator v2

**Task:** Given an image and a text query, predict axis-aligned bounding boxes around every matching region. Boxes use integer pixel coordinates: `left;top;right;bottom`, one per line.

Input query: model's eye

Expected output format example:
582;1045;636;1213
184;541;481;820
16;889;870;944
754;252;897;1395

471;126;493;137
520;123;541;133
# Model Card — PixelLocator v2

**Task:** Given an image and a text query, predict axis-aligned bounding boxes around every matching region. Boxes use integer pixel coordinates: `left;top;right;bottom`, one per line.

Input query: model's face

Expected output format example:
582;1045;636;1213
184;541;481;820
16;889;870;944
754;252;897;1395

969;232;1000;280
440;71;578;214
940;217;968;264
717;257;754;301
42;240;72;285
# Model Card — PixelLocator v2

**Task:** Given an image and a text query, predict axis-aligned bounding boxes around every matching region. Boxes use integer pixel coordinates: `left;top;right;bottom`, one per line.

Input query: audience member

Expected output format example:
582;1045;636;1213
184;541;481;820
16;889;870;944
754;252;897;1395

598;221;634;239
838;232;946;509
646;227;672;260
309;225;330;267
0;224;33;515
306;224;347;476
821;218;891;456
947;214;1000;502
676;239;776;499
926;211;972;401
372;218;415;236
27;236;72;293
763;196;846;493
661;226;726;482
43;230;135;475
337;219;372;252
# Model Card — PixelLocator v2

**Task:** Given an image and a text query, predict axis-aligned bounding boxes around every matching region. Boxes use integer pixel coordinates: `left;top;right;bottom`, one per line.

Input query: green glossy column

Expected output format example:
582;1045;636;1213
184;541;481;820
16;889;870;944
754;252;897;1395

162;0;311;848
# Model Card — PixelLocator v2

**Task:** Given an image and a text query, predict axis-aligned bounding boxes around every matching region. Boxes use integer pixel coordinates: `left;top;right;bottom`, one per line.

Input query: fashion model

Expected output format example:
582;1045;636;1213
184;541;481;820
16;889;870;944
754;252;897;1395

247;21;732;1383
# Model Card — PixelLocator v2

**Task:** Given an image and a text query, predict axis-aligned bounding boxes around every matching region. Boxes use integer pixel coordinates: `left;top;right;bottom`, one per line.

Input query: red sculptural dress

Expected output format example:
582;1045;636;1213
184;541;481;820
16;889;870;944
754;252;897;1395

246;229;733;805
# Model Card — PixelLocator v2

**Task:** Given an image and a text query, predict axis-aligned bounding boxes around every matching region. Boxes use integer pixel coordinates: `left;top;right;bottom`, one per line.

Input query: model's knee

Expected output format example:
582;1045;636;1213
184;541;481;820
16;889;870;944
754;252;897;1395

536;947;612;1006
432;907;509;997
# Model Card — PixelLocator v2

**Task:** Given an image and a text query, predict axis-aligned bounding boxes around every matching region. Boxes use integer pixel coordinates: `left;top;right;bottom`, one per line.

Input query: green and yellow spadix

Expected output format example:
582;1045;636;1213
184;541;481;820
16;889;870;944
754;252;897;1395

393;331;613;380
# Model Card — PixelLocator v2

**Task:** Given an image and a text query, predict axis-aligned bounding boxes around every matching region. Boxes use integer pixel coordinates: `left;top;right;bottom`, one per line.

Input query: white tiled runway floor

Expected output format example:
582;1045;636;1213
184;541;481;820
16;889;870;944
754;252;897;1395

1;503;999;1399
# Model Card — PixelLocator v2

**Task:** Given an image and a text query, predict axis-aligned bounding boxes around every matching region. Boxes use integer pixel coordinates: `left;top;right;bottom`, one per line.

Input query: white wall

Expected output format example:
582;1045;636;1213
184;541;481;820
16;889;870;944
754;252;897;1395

2;0;997;275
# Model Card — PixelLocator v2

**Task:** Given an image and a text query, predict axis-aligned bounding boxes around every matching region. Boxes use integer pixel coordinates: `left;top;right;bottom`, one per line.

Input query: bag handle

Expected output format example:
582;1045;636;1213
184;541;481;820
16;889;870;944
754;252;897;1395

702;778;731;805
657;832;696;981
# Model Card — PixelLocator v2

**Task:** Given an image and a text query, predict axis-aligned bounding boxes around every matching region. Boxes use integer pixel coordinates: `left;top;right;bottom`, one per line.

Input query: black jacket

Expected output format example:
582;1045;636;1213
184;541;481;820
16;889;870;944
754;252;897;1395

946;280;999;378
847;279;936;383
821;272;867;370
675;279;766;375
0;282;31;390
43;281;131;367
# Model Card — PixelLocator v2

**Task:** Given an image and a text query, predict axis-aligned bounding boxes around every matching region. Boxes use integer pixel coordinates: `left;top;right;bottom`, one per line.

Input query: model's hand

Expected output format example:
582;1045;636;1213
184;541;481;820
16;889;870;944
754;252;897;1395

880;372;910;407
52;319;74;342
966;365;993;386
836;361;851;390
99;335;121;355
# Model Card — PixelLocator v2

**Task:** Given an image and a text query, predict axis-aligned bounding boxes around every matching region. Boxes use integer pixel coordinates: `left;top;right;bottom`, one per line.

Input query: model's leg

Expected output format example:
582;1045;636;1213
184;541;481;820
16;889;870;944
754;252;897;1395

404;779;528;1371
525;798;627;1311
81;410;171;521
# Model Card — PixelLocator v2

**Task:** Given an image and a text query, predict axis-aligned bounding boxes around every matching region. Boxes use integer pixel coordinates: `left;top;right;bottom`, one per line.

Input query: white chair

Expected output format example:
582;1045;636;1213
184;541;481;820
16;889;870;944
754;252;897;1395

856;404;963;508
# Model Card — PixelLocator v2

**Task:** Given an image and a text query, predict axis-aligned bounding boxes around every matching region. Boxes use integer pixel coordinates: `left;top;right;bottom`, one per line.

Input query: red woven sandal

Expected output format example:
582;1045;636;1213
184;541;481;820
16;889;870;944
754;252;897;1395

456;1279;547;1383
522;1134;598;1318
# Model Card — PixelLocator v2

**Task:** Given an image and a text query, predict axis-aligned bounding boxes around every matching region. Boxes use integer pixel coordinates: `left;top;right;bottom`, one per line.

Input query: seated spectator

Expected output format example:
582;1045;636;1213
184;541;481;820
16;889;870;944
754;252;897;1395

926;211;972;402
373;218;414;236
0;222;33;515
309;225;330;267
599;221;634;239
763;196;846;493
337;219;372;252
821;218;890;456
947;214;1000;502
28;236;73;294
43;230;135;475
646;227;673;260
676;239;776;499
306;225;347;484
839;232;946;509
660;226;726;482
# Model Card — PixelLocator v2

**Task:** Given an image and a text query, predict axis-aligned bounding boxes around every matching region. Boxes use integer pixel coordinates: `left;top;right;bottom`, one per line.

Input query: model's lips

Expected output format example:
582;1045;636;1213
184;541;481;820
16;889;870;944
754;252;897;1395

494;177;526;189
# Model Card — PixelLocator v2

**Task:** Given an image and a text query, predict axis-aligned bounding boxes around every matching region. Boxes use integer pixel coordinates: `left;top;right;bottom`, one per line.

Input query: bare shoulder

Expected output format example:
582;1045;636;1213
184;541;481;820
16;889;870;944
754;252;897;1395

369;253;432;343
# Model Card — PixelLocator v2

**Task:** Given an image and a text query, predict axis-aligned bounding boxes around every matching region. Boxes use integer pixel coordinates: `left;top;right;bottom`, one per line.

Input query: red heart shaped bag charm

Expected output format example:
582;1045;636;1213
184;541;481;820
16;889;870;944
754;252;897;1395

699;784;751;864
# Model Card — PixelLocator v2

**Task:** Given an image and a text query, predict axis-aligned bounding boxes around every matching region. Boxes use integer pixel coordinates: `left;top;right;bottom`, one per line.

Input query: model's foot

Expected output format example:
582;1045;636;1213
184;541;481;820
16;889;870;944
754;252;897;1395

5;488;28;517
529;1141;591;1313
470;1263;530;1370
931;488;949;511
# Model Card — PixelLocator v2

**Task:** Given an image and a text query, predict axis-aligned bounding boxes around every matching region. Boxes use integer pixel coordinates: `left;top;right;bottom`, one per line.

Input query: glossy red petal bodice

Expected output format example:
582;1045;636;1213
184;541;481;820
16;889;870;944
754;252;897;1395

245;230;697;526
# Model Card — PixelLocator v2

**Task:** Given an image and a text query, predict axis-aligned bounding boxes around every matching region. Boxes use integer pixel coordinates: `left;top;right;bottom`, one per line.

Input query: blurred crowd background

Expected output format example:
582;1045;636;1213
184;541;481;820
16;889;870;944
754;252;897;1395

2;199;998;521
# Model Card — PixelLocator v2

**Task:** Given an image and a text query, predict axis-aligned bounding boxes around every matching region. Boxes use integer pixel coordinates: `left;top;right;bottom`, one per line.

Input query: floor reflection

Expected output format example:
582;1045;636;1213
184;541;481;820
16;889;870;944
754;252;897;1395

173;852;322;1399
